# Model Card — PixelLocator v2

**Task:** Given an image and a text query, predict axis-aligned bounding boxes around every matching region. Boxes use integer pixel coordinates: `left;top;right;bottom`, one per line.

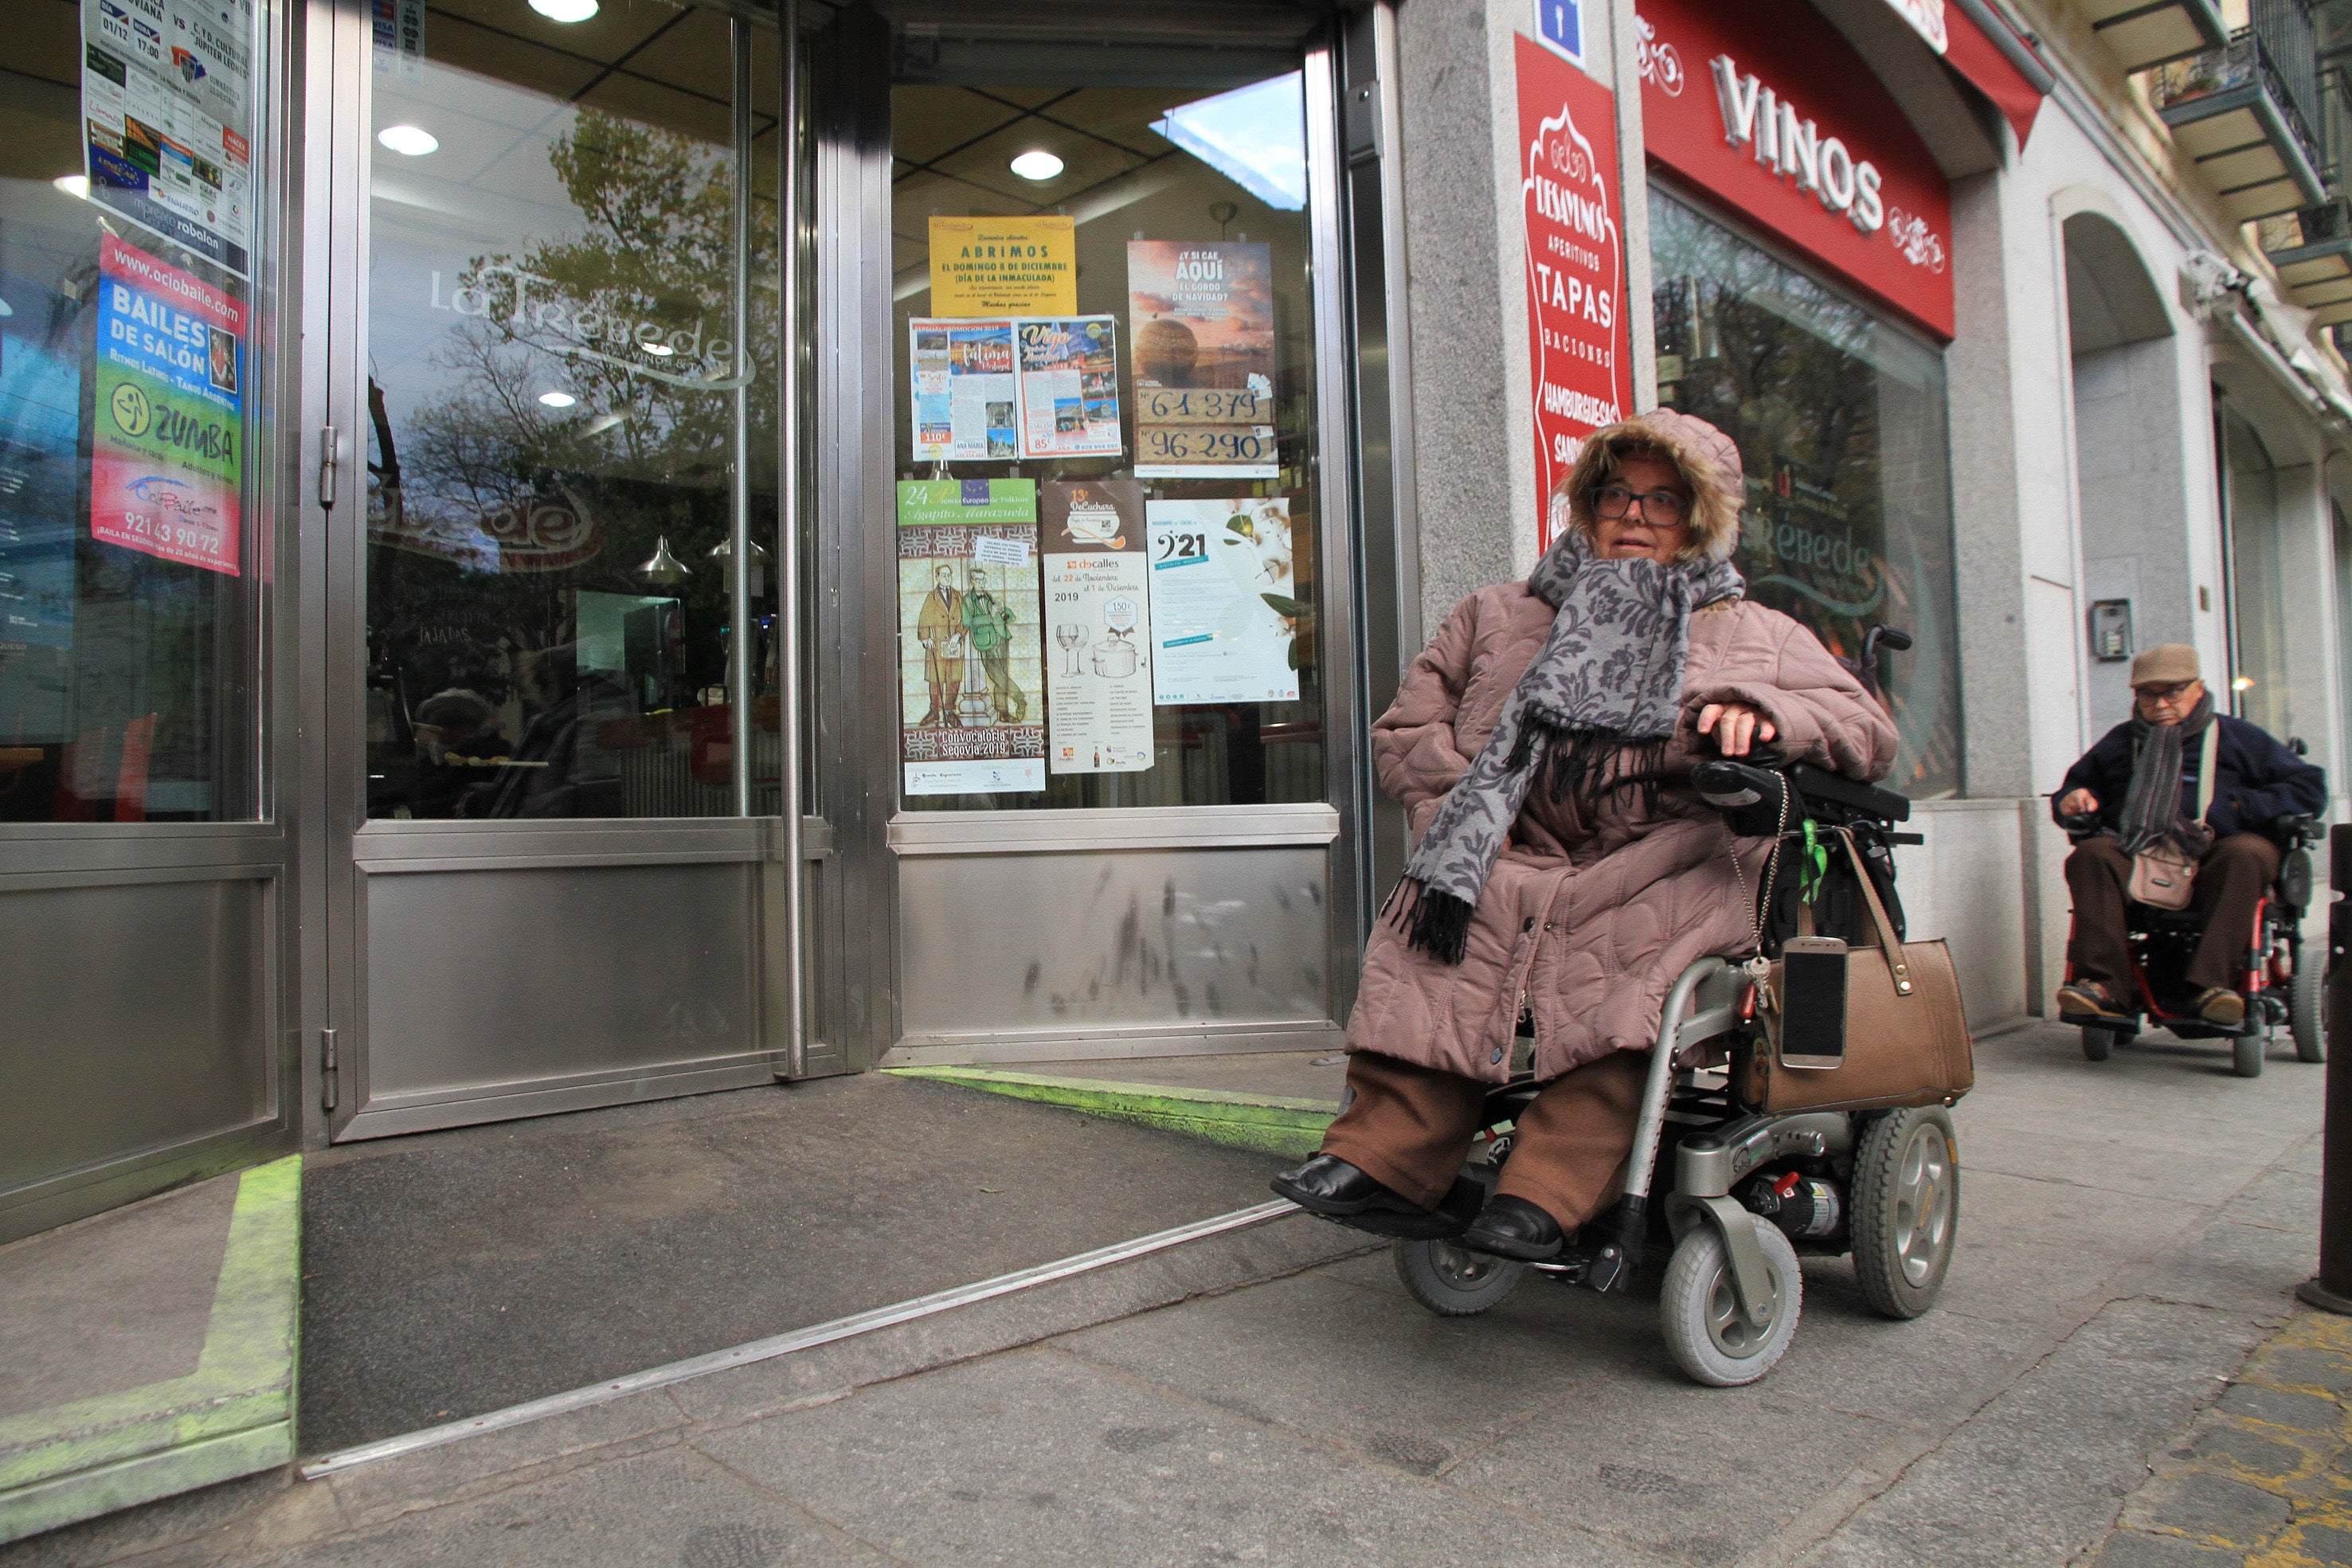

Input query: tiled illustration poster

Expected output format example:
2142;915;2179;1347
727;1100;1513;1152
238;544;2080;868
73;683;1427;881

1126;241;1277;479
1016;317;1122;459
1145;497;1301;705
88;234;244;576
897;479;1045;796
910;319;1017;461
82;0;255;276
1040;481;1153;774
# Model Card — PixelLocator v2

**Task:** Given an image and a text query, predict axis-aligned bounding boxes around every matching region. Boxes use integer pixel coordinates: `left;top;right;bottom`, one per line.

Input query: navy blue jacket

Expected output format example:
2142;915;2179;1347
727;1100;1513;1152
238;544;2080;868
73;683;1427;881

2056;714;2327;843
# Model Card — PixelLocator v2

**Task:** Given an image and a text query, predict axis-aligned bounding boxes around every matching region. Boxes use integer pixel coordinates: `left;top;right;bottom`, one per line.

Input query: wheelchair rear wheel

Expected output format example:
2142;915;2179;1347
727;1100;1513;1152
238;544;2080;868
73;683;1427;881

1660;1219;1802;1386
1392;1238;1525;1316
2294;943;2327;1063
1849;1107;1959;1320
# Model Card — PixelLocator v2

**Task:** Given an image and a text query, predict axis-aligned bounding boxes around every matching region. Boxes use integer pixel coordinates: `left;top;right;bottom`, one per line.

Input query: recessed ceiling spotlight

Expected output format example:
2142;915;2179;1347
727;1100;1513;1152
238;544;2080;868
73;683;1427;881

530;0;599;21
377;124;440;157
1009;150;1064;182
538;390;577;409
53;174;88;198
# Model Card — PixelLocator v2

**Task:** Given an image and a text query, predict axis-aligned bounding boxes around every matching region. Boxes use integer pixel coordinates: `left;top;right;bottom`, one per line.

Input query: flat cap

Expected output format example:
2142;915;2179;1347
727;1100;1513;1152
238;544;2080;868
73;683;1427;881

2129;643;2201;687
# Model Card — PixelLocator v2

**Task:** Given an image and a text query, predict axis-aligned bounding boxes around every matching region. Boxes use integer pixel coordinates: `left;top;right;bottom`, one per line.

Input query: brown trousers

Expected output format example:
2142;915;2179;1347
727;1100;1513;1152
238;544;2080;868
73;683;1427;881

2064;832;2281;992
1319;1049;1649;1230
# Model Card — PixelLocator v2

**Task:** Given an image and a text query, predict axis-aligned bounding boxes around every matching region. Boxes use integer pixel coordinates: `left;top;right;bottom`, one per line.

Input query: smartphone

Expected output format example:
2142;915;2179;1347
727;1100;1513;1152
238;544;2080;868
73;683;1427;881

1779;936;1849;1069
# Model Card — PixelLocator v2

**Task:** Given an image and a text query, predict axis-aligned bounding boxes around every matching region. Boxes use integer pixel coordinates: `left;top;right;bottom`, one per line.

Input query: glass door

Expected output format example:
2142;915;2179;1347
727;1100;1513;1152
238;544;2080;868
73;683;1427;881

325;0;804;1136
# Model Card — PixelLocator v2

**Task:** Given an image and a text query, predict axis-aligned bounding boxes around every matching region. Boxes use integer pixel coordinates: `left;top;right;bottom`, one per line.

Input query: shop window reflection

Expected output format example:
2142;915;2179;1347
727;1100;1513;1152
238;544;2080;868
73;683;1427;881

363;4;781;819
1650;187;1963;799
888;57;1326;812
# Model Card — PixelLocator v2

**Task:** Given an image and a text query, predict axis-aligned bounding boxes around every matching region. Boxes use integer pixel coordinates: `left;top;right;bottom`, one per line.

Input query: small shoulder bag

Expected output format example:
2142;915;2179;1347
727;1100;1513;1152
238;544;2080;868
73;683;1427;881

2124;721;2219;911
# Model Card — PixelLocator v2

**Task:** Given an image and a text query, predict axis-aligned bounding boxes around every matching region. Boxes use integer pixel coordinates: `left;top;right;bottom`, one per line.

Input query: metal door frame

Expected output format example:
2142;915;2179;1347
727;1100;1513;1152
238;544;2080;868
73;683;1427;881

308;0;822;1140
808;4;1391;1069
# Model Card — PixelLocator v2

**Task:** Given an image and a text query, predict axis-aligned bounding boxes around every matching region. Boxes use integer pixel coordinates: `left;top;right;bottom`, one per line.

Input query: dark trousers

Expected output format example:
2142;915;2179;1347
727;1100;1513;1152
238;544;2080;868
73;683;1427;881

2064;833;2281;993
1319;1050;1649;1230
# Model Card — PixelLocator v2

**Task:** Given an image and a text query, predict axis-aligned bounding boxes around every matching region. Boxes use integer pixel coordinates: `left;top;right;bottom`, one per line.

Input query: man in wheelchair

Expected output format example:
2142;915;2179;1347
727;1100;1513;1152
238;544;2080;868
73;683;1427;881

2053;643;2325;1030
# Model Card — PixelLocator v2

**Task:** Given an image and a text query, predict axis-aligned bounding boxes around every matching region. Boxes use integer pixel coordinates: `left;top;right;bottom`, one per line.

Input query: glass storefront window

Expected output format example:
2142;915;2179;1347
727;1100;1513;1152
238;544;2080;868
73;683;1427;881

889;40;1326;811
2222;405;2292;738
363;1;781;819
1650;186;1963;799
0;2;266;823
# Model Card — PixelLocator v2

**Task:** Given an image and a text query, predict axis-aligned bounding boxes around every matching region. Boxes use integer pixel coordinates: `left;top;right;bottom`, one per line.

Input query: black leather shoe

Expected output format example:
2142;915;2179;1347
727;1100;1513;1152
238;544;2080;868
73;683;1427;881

1270;1154;1402;1215
1461;1194;1567;1261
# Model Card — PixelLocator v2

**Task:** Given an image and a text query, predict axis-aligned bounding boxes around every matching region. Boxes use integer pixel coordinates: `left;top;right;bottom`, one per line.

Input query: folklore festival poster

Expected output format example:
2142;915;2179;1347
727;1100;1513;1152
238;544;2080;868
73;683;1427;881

910;319;1017;461
898;479;1046;795
1016;317;1122;459
1040;480;1153;774
1144;496;1301;705
929;216;1077;317
1125;241;1278;479
1516;34;1628;549
88;233;245;576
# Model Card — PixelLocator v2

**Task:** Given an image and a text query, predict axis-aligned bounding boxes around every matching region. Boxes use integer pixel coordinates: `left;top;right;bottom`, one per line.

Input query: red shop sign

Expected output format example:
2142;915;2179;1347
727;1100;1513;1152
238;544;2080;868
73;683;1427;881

1637;0;1953;339
1516;34;1630;551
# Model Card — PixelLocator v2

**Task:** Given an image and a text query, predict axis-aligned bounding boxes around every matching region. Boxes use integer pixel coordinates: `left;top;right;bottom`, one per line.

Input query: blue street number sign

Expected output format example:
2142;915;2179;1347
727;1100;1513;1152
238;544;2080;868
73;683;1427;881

1536;0;1582;63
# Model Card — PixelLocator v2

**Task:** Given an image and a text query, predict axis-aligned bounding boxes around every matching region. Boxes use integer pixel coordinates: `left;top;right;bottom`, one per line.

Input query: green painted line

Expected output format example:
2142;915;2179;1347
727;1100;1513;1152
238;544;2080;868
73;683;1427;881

0;1155;301;1546
886;1067;1337;1160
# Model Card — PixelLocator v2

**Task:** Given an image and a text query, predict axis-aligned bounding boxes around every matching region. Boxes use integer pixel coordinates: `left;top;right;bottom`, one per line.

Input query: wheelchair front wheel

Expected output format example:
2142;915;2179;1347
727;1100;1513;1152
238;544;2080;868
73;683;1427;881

2234;1033;2267;1078
1849;1107;1959;1319
1392;1238;1525;1316
2080;1026;2113;1062
2294;944;2327;1063
1660;1218;1802;1386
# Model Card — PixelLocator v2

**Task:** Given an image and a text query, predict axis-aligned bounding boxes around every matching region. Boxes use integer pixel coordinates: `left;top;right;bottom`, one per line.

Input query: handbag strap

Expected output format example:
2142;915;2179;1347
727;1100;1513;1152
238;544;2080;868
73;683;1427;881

2193;720;2219;824
1834;829;1914;997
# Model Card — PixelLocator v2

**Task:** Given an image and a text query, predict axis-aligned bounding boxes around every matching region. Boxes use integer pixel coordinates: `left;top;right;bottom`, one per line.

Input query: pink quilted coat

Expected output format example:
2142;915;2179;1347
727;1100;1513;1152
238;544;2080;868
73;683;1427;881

1345;590;1900;1083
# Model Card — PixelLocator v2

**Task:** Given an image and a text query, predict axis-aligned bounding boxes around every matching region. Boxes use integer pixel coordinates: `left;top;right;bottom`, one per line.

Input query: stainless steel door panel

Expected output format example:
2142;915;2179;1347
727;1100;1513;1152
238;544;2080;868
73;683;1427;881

360;862;761;1101
0;878;272;1191
894;844;1338;1043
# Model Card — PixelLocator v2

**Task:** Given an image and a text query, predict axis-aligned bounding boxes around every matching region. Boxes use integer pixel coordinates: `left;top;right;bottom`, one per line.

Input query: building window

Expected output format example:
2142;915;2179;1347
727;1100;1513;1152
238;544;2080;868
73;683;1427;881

2220;404;2292;739
1650;186;1963;799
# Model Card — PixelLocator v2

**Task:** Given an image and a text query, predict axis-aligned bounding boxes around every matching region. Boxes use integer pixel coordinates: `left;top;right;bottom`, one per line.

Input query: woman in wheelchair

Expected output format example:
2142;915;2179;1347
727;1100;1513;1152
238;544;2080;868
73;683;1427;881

1272;410;1898;1260
2052;643;2325;1030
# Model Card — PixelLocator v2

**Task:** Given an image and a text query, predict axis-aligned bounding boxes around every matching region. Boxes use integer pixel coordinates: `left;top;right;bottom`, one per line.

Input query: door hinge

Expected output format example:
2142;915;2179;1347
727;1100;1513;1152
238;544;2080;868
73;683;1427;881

318;425;339;509
321;1027;339;1111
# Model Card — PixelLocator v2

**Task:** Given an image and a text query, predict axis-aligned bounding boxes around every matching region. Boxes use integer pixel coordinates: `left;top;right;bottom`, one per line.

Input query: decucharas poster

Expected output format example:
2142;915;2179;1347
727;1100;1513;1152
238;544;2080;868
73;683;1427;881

1040;480;1153;774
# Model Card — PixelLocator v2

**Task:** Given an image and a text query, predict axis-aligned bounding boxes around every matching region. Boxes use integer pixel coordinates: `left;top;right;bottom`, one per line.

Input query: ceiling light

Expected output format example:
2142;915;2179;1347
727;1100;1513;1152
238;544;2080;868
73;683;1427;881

53;174;88;198
377;124;440;157
640;340;675;356
1009;150;1065;182
538;390;577;409
530;0;600;21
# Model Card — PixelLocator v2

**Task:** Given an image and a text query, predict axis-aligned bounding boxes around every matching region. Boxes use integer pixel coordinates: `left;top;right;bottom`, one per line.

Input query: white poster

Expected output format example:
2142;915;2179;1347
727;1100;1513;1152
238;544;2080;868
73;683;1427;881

81;0;256;277
1016;318;1122;459
910;319;1018;461
1041;482;1153;773
1145;497;1301;705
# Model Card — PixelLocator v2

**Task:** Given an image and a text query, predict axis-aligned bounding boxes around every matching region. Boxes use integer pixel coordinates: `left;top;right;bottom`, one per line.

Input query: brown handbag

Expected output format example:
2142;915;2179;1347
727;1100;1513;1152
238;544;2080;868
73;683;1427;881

1737;831;1974;1113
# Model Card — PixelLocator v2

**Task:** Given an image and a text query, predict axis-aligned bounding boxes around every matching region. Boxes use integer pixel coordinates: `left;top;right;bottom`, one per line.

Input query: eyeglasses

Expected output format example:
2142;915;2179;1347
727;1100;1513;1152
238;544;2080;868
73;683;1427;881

2133;680;2198;701
1591;485;1693;524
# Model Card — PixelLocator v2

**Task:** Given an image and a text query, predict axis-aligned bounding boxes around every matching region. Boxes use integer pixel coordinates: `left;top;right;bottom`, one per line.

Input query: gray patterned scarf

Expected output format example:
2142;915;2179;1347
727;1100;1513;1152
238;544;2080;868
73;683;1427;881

1387;532;1745;964
2116;690;2217;856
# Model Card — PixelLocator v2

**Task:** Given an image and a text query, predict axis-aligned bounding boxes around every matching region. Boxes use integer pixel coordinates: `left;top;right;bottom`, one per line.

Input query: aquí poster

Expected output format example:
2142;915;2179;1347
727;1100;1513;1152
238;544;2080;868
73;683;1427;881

1126;240;1278;479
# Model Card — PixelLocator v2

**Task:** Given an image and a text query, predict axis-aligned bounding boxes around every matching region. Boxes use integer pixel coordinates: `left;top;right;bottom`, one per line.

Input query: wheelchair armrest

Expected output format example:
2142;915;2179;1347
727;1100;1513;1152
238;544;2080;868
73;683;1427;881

2276;814;2326;849
1690;759;1793;839
2055;811;2102;840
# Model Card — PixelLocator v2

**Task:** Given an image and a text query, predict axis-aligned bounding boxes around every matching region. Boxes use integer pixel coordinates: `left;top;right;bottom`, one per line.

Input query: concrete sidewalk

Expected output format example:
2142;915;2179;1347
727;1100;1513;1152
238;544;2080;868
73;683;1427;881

3;1019;2330;1567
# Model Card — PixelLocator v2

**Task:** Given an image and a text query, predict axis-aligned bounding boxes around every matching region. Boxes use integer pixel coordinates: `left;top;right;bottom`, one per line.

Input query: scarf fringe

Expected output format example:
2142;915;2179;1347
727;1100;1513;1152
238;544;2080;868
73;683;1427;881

1514;715;1668;814
1381;876;1474;967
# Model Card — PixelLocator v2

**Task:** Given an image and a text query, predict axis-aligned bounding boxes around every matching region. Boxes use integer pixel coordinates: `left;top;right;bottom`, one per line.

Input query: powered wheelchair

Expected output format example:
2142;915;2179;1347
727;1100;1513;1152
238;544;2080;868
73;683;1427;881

2053;809;2327;1078
1355;757;1963;1387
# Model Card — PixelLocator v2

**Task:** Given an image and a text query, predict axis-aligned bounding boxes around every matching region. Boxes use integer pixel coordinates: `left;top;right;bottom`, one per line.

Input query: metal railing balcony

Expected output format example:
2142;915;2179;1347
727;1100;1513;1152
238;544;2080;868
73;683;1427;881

2262;197;2352;328
2152;14;2330;221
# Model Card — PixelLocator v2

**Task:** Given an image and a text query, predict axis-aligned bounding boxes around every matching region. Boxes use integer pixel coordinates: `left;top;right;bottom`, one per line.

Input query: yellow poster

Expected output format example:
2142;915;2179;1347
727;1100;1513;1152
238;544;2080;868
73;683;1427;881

929;216;1077;317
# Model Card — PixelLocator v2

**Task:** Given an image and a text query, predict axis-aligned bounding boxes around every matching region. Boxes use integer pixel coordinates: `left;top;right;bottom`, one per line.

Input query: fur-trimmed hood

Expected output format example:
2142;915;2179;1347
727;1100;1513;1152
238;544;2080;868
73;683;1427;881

1553;409;1744;563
